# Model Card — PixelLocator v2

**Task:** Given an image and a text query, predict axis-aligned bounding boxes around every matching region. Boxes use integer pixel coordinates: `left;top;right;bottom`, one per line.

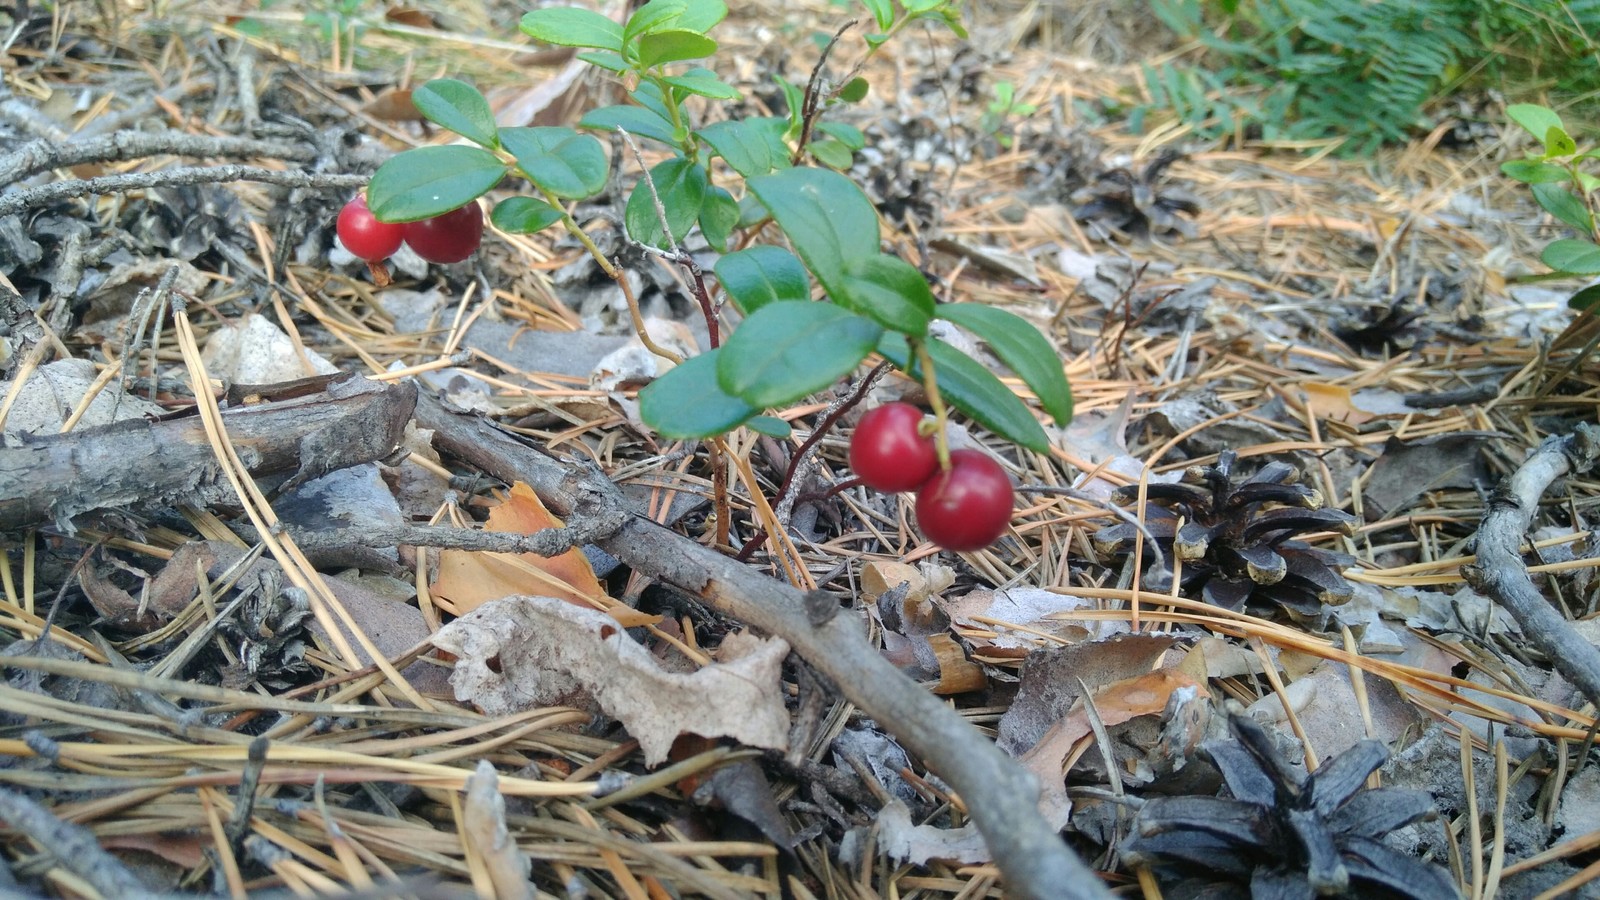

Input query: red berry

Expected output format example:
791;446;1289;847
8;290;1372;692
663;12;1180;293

849;402;938;492
915;449;1013;551
403;202;484;264
336;195;404;262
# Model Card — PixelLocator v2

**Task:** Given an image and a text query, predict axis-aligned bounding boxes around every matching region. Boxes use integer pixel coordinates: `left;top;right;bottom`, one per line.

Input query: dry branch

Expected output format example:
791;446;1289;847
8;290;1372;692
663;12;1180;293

413;391;1113;900
1462;422;1600;710
0;166;368;217
0;132;320;188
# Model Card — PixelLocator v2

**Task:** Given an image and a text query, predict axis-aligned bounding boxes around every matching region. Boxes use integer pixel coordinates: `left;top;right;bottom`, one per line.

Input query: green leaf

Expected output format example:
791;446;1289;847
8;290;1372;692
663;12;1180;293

816;121;865;150
746;415;792;438
1532;183;1593;232
675;0;728;33
718;302;881;407
579;50;630;73
935;303;1074;426
625;158;707;248
411;79;499;149
747;166;880;298
1544;238;1600;275
520;7;623;51
877;333;1049;453
833;254;934;335
1567;284;1600;312
699;185;739;252
639;349;754;439
715;245;810;313
775;76;805;135
1545;126;1579;159
859;0;892;32
366;145;506;223
663;72;740;100
697;117;790;178
499;126;609;200
638;29;718;67
631;81;679;129
580;104;680;146
1507;104;1563;144
807;139;853;169
839;76;870;103
1501;160;1571;184
623;0;686;44
490;196;564;234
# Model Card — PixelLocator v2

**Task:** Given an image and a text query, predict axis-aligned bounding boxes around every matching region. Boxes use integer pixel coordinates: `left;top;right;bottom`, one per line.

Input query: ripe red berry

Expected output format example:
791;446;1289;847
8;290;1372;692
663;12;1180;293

915;449;1014;551
403;202;484;264
849;402;939;492
336;195;404;262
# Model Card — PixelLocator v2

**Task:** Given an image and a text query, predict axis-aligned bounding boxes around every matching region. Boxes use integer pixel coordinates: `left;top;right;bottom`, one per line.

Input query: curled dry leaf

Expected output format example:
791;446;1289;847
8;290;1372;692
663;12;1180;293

878;798;991;866
435;595;791;765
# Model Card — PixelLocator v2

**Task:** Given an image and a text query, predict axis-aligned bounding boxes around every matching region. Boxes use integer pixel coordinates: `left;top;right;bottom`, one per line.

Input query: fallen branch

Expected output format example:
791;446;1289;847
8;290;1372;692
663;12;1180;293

414;391;1112;900
0;132;320;188
0;166;368;216
0;785;154;898
1462;422;1600;710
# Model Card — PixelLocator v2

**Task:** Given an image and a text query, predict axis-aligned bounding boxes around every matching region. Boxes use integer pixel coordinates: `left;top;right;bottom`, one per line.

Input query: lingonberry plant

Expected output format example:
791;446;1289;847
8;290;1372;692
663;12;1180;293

336;195;404;262
849;402;938;492
403;202;484;264
362;0;1072;550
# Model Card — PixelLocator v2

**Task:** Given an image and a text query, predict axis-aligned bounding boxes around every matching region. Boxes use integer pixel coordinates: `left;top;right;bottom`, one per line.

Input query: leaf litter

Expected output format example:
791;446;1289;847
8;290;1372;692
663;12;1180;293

0;0;1598;897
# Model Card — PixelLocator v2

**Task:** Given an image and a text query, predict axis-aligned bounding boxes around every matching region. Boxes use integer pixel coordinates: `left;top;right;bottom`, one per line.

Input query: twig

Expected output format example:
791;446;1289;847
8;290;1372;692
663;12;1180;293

416;392;1113;900
791;21;856;166
615;126;720;349
1462;423;1600;710
0;166;369;216
0;131;318;187
0;786;155;898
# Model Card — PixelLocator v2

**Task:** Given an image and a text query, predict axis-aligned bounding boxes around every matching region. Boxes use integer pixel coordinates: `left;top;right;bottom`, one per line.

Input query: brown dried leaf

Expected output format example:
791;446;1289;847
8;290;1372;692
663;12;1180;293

432;482;608;614
435;596;790;765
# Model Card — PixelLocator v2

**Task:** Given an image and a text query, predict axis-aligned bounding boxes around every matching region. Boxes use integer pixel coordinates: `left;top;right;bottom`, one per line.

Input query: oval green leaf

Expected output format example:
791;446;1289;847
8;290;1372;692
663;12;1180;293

1532;183;1593;233
807;139;853;169
520;7;623;51
580;104;680;146
696;117;790;178
718;303;881;408
638;349;754;439
1507;104;1563;144
499;126;609;200
859;0;892;31
624;0;686;43
877;333;1049;453
578;50;630;73
699;185;739;252
366;145;506;223
833;254;933;335
746;415;792;438
1544;238;1600;275
676;0;728;33
1545;126;1578;159
840;76;870;103
1567;284;1600;312
663;72;740;100
625;158;707;248
1500;160;1571;184
490;196;564;234
935;303;1073;427
816;121;865;150
412;79;499;149
747;166;880;298
715;245;810;313
638;29;718;67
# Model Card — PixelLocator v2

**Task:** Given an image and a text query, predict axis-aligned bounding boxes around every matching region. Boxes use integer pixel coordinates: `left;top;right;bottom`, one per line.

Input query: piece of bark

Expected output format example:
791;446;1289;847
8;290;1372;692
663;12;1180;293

414;392;1113;900
0;375;416;531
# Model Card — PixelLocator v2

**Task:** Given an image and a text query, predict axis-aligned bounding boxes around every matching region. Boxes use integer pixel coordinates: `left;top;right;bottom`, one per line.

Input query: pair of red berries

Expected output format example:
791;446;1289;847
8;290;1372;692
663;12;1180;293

848;402;1015;551
336;195;484;265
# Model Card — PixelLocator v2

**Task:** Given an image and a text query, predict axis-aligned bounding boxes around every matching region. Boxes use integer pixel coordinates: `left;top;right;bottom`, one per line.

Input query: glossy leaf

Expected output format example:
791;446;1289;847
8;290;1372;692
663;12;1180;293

632;80;678;125
1567;284;1600;311
715;245;810;313
833;254;934;335
807;139;853;169
490;196;564;234
718;303;881;407
859;0;892;32
877;333;1049;452
697;117;790;178
746;415;792;438
366;145;505;223
1545;126;1578;158
675;0;728;32
1544;238;1600;275
412;79;499;149
816;121;866;150
935;303;1074;426
623;0;686;44
699;185;739;251
747;166;879;298
664;72;740;100
638;29;718;67
1500;160;1571;184
775;76;805;134
1532;183;1592;232
520;7;623;51
625;158;707;248
1507;104;1563;144
580;104;680;146
840;76;870;103
638;349;754;438
579;50;630;73
500;127;609;200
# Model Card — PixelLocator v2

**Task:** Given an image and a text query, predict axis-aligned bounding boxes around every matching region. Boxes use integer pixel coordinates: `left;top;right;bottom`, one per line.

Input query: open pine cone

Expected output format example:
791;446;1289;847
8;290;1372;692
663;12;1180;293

1092;451;1358;616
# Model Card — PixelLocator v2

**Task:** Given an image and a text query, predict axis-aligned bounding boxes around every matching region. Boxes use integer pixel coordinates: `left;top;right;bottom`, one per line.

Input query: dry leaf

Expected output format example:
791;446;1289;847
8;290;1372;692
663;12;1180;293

463;759;531;900
432;482;613;615
435;596;790;765
878;798;991;866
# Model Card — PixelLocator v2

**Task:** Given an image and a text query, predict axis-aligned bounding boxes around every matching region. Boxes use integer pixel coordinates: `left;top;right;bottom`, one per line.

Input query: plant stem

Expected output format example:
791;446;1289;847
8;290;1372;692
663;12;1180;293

912;338;952;469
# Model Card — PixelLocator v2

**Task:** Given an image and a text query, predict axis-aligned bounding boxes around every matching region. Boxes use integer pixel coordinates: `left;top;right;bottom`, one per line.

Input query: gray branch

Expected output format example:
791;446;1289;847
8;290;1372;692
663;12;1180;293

0;166;369;216
0;132;319;188
1462;422;1600;709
